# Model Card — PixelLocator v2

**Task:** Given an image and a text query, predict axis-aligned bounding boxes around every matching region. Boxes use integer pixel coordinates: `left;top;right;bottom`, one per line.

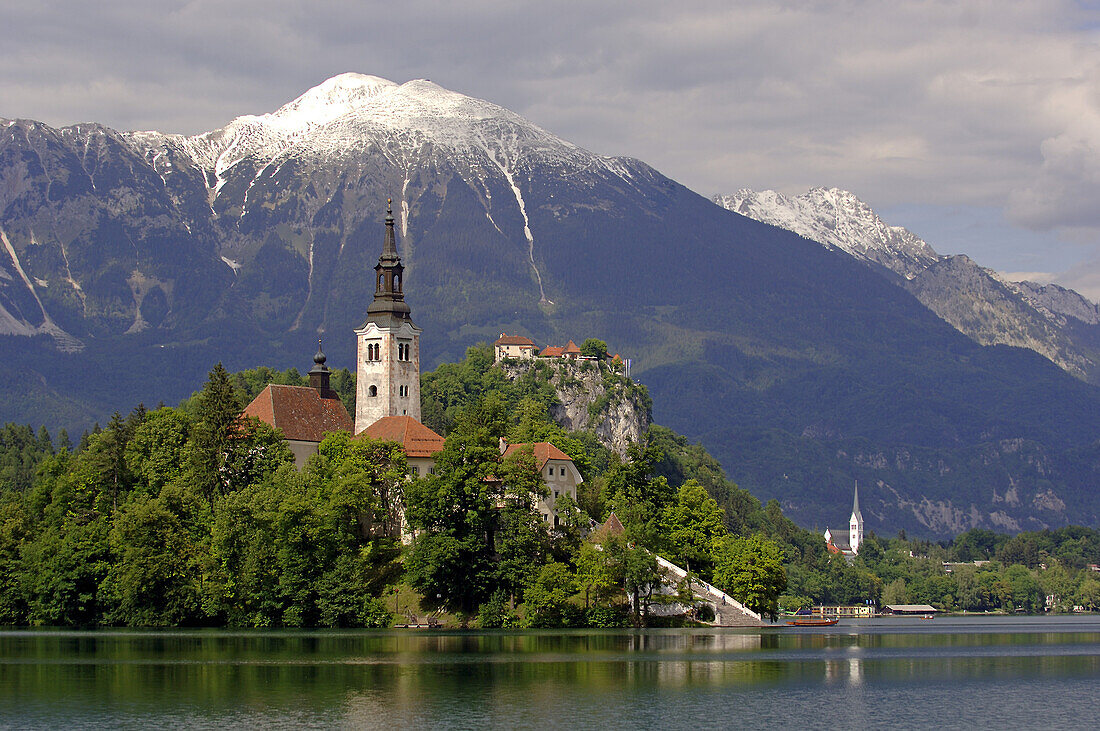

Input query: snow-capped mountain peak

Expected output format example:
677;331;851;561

715;187;941;279
132;74;588;173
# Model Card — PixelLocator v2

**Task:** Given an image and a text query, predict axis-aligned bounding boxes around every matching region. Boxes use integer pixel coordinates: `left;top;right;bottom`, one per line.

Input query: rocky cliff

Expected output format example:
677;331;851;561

498;358;651;456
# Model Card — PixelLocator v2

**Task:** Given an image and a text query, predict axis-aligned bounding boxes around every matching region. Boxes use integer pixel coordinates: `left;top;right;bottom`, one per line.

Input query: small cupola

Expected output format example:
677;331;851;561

309;338;334;396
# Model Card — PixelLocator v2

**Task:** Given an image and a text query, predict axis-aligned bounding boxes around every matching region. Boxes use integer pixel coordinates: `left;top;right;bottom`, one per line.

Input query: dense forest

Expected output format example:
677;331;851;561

1;345;1099;627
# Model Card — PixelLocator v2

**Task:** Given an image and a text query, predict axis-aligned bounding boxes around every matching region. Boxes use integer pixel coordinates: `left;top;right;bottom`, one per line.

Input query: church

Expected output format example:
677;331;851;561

824;483;864;558
242;201;580;527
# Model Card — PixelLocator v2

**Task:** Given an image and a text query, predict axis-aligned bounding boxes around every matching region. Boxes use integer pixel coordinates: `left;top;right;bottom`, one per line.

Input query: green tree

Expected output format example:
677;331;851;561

883;578;907;605
580;338;608;360
602;442;673;546
125;407;191;496
1075;574;1100;610
523;562;576;627
100;486;207;626
660;479;725;577
712;534;787;620
186;363;244;501
404;429;502;614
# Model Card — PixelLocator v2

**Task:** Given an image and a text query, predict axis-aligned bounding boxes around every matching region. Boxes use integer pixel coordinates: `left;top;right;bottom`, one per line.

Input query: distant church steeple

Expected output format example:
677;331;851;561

849;482;864;554
354;200;422;432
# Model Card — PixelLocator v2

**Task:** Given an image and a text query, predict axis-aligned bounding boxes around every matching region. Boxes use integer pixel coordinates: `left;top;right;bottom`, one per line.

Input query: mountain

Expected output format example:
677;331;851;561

715;188;940;279
3;74;1100;538
716;188;1100;383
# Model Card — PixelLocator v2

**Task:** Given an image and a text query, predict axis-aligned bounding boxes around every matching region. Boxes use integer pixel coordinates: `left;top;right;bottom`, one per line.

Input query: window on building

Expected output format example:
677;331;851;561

411;465;419;476
369;385;377;397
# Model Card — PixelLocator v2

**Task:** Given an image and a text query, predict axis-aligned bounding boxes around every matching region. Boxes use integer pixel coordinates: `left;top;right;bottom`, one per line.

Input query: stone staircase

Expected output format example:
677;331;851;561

653;554;768;627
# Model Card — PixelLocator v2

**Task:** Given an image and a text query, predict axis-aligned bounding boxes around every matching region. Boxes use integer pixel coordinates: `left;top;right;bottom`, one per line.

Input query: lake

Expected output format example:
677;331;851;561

2;615;1098;729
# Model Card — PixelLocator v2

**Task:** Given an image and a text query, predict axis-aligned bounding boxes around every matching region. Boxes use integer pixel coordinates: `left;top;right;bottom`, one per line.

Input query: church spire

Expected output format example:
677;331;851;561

849;481;864;555
382;198;399;258
363;199;412;328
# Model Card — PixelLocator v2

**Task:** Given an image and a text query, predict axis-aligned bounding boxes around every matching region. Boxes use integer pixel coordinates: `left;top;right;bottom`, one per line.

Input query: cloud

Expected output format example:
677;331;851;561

3;0;1100;261
1055;257;1100;302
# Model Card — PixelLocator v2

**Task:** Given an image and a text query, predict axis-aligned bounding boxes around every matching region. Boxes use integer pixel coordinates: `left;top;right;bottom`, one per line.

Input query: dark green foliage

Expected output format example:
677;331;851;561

579;339;608;360
477;589;513;629
0;423;55;493
3;350;1095;628
0;364;400;628
712;535;787;620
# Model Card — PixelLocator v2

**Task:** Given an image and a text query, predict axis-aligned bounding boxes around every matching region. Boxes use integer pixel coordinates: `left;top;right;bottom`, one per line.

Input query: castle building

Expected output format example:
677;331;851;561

240;342;354;468
493;333;537;361
354;201;422;432
825;483;864;557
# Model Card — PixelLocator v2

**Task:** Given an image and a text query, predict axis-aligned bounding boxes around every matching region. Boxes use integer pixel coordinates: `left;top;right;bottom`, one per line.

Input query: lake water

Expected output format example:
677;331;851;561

2;615;1098;729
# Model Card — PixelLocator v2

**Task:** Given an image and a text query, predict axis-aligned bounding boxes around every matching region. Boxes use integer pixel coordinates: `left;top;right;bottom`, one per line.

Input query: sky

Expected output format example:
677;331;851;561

4;0;1100;299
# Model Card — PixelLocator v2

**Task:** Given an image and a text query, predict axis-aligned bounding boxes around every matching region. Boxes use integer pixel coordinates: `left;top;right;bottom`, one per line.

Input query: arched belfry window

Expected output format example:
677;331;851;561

395;274;401;291
378;273;384;290
368;385;377;397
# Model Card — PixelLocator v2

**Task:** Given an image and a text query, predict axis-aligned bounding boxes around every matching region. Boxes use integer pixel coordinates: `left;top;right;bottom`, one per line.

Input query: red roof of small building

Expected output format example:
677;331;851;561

242;384;353;443
588;512;625;544
502;441;573;470
539;346;564;357
357;415;445;458
494;333;536;347
563;340;581;354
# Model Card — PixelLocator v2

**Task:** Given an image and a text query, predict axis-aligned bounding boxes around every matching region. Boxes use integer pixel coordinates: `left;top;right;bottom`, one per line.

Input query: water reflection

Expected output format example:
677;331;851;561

1;618;1099;728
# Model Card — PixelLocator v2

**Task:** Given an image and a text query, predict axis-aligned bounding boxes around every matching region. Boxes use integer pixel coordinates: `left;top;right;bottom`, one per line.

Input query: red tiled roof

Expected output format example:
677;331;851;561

241;384;353;443
588;512;625;544
502;441;573;470
539;346;564;357
494;333;536;347
563;340;581;354
357;415;445;458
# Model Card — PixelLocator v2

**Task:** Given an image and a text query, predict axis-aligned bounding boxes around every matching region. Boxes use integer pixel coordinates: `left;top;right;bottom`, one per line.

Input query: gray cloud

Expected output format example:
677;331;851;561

4;0;1100;280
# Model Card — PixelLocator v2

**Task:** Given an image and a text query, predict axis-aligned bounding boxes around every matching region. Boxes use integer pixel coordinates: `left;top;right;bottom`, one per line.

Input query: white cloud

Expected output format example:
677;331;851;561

4;1;1100;270
1055;257;1100;302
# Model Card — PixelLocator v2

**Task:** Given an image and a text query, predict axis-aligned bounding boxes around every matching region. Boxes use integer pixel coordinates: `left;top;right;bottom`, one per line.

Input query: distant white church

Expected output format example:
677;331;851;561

824;483;864;558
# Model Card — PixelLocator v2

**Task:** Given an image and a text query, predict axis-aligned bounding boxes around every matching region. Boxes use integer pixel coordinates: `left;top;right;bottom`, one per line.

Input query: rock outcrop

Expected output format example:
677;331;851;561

498;359;650;456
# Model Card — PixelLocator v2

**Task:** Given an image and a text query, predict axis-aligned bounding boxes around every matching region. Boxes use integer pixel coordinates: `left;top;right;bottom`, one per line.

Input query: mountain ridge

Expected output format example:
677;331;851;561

3;75;1100;539
716;187;1100;382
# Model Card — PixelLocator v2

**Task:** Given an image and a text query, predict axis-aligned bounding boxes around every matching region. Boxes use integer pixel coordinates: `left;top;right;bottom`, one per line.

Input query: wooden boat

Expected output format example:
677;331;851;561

786;618;839;626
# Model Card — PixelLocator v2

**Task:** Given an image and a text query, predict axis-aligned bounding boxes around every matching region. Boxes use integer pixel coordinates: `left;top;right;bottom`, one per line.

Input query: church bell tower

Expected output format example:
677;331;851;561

849;482;864;555
354;200;421;432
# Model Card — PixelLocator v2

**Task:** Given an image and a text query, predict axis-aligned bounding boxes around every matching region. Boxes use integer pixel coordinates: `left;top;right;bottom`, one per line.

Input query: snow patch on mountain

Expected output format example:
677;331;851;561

716;186;1100;382
126;73;641;307
128;73;596;177
715;187;941;279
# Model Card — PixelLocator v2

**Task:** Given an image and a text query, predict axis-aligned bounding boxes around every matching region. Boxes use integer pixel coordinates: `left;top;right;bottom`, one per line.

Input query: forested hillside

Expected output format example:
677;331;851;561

2;349;1098;627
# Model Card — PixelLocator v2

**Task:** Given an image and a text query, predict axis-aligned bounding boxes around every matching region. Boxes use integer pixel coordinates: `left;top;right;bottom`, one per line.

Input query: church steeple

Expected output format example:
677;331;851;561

849;482;864;555
354;200;423;432
364;199;412;327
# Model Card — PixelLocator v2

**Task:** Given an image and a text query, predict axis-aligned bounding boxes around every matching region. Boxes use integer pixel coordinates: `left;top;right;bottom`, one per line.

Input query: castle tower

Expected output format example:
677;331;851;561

354;201;422;432
849;482;864;555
